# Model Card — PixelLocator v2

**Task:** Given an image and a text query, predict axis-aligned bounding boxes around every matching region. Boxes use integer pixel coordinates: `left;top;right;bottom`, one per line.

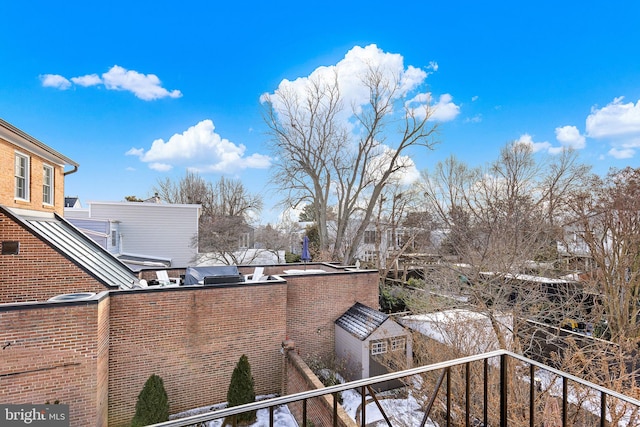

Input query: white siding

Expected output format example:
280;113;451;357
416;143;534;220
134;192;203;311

88;202;200;268
63;208;90;219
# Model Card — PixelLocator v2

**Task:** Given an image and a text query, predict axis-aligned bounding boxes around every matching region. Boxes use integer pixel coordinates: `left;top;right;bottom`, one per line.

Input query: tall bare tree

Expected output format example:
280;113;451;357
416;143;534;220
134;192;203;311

154;170;215;215
153;172;263;263
418;144;591;352
263;66;438;264
566;166;640;344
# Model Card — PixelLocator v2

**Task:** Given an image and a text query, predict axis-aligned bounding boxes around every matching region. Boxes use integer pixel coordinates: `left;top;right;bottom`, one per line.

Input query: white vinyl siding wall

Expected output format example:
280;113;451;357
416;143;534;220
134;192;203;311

88;202;199;268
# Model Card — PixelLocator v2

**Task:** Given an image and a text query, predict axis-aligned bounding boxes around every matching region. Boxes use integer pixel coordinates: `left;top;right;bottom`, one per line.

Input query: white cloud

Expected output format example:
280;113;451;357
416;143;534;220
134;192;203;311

365;145;420;186
429;93;460;122
101;65;182;100
40;74;71;90
149;162;173;172
609;147;635;159
71;74;102;87
471;96;479;102
405;92;460;122
263;44;458;124
586;97;640;138
125;147;144;156
515;134;551;153
127;119;271;173
554;125;586;150
464;114;482;123
40;65;181;100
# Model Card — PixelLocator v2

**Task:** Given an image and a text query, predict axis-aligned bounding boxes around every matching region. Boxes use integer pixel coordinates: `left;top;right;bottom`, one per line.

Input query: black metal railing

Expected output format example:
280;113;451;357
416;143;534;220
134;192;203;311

149;349;640;427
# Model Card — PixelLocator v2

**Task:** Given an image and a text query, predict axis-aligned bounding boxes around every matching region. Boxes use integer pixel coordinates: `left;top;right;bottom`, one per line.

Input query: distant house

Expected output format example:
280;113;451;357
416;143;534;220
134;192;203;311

65;200;200;270
354;221;435;268
0;119;138;302
0;118;79;215
64;196;82;208
335;302;412;390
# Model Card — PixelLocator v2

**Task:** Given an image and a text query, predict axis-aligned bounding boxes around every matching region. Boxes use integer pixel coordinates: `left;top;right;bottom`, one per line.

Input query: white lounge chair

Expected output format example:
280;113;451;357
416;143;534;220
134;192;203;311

245;267;264;282
156;270;181;286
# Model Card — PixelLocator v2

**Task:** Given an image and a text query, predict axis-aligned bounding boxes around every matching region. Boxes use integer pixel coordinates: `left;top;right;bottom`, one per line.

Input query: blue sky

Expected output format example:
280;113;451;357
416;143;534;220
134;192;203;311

2;1;640;223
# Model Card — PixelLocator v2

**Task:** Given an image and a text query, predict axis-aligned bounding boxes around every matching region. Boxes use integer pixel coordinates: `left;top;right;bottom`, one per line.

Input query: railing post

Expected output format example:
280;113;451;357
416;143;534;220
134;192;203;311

484;359;488;427
333;392;338;427
600;391;607;427
303;398;307;427
500;354;508;427
465;363;470;427
530;364;535;427
562;377;568;427
269;406;274;427
361;386;366;427
446;367;451;427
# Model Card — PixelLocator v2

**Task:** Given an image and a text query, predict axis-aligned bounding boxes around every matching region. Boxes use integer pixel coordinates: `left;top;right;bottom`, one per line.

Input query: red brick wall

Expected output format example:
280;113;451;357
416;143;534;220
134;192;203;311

285;270;379;361
0;210;109;303
0;301;107;427
0;212;107;304
0;255;379;426
284;347;356;427
107;283;288;427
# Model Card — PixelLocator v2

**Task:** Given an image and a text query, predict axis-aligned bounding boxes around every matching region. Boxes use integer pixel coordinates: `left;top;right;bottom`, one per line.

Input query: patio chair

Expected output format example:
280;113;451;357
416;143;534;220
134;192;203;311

156;270;181;286
245;267;264;282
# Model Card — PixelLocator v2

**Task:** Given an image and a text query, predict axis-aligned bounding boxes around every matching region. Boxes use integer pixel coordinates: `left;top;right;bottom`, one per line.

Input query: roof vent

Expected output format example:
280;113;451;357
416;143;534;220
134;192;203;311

48;292;96;302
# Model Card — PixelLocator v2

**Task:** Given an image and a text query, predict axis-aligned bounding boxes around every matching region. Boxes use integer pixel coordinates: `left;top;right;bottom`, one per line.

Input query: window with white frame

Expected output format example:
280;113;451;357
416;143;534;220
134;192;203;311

364;250;378;262
239;232;251;249
391;337;406;352
370;339;387;355
386;229;398;249
42;164;53;205
15;152;30;201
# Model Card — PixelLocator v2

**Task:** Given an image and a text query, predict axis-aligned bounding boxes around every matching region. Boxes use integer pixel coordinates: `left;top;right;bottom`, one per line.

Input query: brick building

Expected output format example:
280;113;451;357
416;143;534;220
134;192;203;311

0;119;380;426
0;118;78;216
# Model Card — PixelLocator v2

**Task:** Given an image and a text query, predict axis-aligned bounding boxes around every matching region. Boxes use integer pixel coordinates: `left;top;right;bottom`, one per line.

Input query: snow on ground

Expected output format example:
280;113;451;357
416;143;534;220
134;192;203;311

172;389;439;427
530;369;639;427
170;396;297;427
341;388;439;426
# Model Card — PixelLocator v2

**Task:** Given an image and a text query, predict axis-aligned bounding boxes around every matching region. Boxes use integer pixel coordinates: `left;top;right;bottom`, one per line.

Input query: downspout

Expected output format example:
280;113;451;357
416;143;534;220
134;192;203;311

64;165;79;176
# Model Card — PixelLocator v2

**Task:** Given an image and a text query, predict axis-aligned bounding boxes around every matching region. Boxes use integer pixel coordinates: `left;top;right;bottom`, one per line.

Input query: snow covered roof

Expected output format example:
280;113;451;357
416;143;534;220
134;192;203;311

402;309;513;354
335;302;389;341
481;272;576;284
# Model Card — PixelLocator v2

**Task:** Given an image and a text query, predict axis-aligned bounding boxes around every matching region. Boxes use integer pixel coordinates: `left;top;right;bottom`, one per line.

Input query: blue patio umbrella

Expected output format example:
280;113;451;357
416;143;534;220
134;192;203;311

301;236;311;266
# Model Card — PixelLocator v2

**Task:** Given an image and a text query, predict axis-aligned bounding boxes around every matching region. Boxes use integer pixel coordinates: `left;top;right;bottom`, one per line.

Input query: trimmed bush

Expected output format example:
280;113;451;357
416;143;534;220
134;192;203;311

131;374;169;427
225;354;256;425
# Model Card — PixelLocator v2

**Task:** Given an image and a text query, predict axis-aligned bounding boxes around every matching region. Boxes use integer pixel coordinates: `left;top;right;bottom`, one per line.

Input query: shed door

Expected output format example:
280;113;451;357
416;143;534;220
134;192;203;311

369;339;405;391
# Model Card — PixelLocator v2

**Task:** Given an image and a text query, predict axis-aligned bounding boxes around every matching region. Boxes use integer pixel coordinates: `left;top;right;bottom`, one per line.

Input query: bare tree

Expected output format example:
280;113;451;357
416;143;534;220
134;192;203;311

153;172;263;264
253;223;290;262
263;65;438;264
566;167;640;344
418;144;591;353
